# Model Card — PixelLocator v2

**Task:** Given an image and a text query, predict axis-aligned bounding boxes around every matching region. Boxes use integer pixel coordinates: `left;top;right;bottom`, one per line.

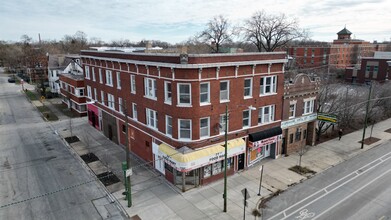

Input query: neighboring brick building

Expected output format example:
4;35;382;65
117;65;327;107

345;51;391;84
81;51;287;191
287;45;330;69
281;74;320;155
59;68;87;117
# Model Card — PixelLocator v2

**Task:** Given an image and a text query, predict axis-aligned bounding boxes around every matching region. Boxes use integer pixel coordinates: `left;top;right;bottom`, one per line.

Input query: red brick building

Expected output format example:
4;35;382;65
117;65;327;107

345;52;391;84
81;51;287;191
287;46;330;69
59;74;87;116
281;74;320;155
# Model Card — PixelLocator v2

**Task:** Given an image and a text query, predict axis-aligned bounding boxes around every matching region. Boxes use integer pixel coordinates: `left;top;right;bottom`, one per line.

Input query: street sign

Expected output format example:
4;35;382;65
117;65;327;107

241;188;250;200
317;113;337;123
126;168;133;177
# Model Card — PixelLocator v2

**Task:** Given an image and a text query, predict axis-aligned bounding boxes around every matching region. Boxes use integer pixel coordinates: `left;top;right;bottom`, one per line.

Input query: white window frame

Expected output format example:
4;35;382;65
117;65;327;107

303;99;315;115
92;68;96;81
86;86;91;98
85;66;90;79
118;97;123;113
146;108;158;130
101;91;105;105
260;75;277;95
94;88;97;101
289;103;296;118
166;115;172;137
244;78;253;98
200;117;210;138
106;70;113;86
107;93;115;109
258;105;275;124
219;114;229;134
164;81;172;105
242;110;251;128
116;71;121;89
130;75;136;94
220;81;230;102
177;83;191;106
144;77;157;100
99;68;103;83
178;119;192;140
200;82;210;105
132;103;138;121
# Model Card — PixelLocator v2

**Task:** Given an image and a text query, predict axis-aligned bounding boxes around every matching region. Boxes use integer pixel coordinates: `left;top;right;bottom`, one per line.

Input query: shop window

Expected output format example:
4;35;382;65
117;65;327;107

289;133;294;144
122;124;126;133
165;163;173;173
212;161;223;175
295;129;302;141
204;165;212;178
303;129;307;139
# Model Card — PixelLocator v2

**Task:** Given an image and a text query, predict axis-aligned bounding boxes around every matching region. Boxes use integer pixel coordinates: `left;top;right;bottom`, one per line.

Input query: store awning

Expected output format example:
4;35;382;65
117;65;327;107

159;138;246;171
248;127;282;142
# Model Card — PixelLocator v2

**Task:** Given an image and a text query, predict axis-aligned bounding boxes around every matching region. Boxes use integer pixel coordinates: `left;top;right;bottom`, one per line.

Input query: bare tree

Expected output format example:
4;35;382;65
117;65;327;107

240;10;307;52
198;15;232;53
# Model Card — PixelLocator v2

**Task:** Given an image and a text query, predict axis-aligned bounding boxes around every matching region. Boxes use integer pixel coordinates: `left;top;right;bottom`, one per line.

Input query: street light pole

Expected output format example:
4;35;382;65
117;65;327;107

223;104;228;212
257;165;264;196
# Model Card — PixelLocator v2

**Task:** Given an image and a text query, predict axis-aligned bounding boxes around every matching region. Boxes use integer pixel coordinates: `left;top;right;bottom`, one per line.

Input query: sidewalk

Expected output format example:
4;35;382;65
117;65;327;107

32;89;391;220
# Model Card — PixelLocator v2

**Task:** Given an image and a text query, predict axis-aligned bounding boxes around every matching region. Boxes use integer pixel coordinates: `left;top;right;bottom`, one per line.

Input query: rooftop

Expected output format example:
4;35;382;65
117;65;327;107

337;27;352;35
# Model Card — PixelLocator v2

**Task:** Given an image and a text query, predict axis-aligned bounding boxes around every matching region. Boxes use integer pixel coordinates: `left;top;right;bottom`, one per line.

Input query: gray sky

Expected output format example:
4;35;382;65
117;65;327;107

1;0;390;44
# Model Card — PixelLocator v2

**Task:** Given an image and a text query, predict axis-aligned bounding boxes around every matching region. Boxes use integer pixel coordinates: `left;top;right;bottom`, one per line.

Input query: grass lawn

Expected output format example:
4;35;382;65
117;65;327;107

53;104;78;118
37;105;59;121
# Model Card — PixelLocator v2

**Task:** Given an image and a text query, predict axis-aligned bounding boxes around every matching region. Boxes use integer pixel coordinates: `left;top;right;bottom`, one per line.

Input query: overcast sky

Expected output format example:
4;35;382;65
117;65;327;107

1;0;390;44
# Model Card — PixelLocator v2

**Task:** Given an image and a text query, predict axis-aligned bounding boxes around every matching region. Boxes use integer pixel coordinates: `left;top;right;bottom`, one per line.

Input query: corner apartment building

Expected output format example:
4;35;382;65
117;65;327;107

288;45;330;69
281;74;320;155
59;73;87;116
81;51;287;191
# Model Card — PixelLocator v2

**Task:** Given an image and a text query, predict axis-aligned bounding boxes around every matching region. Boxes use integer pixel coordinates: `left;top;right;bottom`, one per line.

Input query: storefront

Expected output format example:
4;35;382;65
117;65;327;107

247;127;282;167
87;103;100;130
155;138;246;191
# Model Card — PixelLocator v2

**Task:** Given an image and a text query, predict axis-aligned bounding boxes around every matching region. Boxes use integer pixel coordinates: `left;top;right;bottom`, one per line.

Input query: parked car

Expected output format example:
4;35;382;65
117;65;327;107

8;77;16;83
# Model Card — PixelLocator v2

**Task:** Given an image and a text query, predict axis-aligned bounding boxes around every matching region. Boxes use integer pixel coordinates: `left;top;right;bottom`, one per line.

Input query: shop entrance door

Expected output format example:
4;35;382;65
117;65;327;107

264;144;271;157
238;154;245;170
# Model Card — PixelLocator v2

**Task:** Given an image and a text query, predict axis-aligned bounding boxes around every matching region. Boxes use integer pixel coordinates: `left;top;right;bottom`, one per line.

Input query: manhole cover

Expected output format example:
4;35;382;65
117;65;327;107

97;172;121;186
80;153;99;163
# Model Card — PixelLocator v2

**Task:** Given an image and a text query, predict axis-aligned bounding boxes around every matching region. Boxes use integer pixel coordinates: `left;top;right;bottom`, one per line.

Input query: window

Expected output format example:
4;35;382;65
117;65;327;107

122;124;126;133
94;88;97;100
289;104;296;118
118;97;123;113
200;82;210;104
289;133;294;144
258;105;275;124
242;110;250;128
220;81;229;102
86;87;90;98
132;103;137;120
244;78;252;98
260;76;277;95
107;93;115;109
303;129;307;139
144;78;157;99
303;99;315;114
166;115;172;137
101;91;105;105
178;83;191;105
146;108;158;129
200;117;210;138
164;81;172;104
116;72;121;89
92;68;96;81
179;119;191;139
85;66;90;79
219;114;229;134
130;75;136;94
295;129;302;141
99;69;103;83
80;88;85;97
106;70;113;86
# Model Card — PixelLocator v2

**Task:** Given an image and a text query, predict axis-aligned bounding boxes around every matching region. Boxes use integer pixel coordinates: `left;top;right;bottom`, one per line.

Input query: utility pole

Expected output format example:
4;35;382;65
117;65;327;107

124;100;132;207
223;104;228;212
361;81;372;149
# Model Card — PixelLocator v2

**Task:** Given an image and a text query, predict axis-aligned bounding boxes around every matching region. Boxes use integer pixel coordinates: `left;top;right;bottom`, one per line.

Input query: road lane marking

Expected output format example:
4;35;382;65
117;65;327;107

267;150;391;220
312;168;391;220
295;209;315;220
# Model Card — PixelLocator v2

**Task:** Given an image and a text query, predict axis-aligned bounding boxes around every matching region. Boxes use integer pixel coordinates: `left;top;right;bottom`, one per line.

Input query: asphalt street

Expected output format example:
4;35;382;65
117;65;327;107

0;72;125;220
263;140;391;220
